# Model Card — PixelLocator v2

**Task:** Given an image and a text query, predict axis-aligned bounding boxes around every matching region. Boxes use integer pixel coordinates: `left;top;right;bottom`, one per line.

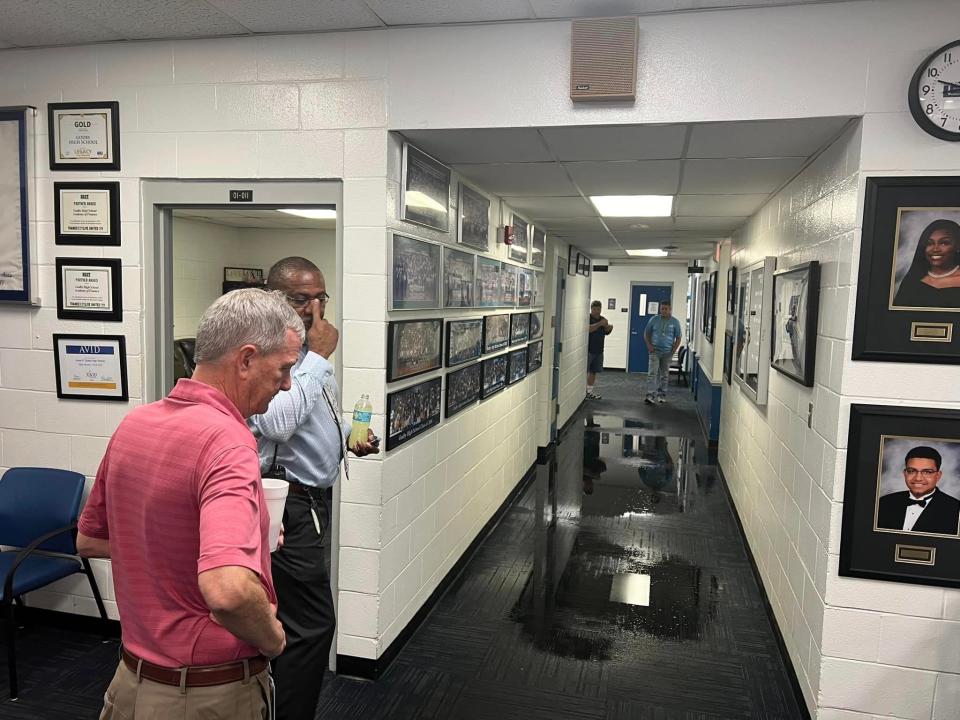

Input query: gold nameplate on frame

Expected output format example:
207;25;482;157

910;322;953;343
895;544;936;566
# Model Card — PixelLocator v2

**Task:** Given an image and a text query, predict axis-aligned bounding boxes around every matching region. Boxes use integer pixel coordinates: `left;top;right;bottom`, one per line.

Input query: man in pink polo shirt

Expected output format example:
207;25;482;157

78;288;302;719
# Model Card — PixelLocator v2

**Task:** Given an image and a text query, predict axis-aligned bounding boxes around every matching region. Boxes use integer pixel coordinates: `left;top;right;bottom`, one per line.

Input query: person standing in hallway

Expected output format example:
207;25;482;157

249;257;380;720
644;301;682;405
77;289;301;719
587;300;614;399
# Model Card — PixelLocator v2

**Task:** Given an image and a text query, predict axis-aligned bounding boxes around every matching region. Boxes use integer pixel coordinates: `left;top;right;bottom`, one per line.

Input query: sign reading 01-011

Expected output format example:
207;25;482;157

909;39;960;142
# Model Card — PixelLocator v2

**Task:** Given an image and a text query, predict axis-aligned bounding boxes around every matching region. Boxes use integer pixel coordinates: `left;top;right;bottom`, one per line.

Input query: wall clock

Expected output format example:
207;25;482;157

909;39;960;141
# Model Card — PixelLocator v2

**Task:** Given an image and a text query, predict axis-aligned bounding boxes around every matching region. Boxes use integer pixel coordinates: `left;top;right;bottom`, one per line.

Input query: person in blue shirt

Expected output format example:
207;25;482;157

643;301;683;404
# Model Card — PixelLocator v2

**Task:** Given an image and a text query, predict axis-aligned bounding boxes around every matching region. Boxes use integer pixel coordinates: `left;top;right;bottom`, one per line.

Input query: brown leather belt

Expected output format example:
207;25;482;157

121;647;268;688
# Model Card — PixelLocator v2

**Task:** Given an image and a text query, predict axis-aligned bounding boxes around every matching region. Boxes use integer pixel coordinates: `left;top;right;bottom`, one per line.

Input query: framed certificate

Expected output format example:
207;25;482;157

55;257;122;321
48;101;120;171
0;106;36;305
54;182;120;245
53;334;128;401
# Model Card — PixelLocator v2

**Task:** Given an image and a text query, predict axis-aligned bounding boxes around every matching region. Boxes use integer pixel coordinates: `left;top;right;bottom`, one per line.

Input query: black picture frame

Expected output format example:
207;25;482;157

527;340;543;373
445;362;481;419
840;404;960;589
401;143;450;232
529;311;544;340
445;317;483;367
517;268;533;308
386;318;443;383
508;347;528;384
726;266;737;315
443;246;475;308
55;257;123;321
510;215;529;263
853;176;960;364
723;330;734;385
386;376;442;451
0;107;33;305
500;263;518;307
771;261;820;387
531;226;546;268
481;354;508;399
476;256;501;308
391;234;441;310
510;312;530;345
54;181;120;246
482;313;510;354
457;182;490;251
703;272;717;343
48;101;120;171
53;333;129;401
567;248;579;276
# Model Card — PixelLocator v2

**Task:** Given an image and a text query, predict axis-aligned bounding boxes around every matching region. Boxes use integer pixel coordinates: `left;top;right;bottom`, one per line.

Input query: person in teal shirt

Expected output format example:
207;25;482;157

643;301;683;404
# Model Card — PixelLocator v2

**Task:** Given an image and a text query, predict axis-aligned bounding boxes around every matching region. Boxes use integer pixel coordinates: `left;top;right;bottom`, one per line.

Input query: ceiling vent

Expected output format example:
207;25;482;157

570;16;638;103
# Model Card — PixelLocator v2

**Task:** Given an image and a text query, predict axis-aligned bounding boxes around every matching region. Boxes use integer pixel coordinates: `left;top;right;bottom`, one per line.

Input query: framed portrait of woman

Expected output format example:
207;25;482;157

853;177;960;364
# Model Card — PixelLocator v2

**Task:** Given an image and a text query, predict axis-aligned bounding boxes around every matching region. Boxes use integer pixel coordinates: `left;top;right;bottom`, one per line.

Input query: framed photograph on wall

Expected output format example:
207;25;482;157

443;247;475;308
527;340;543;373
735;257;777;406
481;354;508;399
500;263;518;307
510;215;529;263
54;181;120;246
476;256;501;308
702;271;717;342
510;312;530;345
224;267;264;284
401;143;449;232
446;317;483;367
567;249;579;276
531;226;546;268
386;318;442;383
726;266;737;315
386;377;442;451
0;106;35;305
531;271;545;308
56;257;122;321
840;404;960;588
508;347;528;384
458;183;489;251
723;330;734;385
445;362;481;419
391;234;441;310
529;311;544;340
48;101;120;171
517;268;533;308
483;313;510;353
853;176;960;363
53;333;128;401
771;261;820;387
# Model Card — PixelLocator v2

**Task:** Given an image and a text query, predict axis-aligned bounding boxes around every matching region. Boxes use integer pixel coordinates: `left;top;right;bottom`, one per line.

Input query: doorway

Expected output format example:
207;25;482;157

627;283;673;373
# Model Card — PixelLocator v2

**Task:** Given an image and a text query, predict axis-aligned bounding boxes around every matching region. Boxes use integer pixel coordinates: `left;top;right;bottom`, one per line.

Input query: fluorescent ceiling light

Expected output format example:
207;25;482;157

277;208;337;219
626;249;669;257
590;195;673;217
404;190;447;214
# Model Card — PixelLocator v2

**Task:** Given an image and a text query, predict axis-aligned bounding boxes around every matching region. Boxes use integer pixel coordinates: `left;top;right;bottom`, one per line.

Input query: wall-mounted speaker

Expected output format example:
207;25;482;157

570;16;639;103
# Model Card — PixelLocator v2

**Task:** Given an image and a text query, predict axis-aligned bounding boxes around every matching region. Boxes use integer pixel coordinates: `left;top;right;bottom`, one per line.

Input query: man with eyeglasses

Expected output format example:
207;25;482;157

877;446;960;536
248;256;380;720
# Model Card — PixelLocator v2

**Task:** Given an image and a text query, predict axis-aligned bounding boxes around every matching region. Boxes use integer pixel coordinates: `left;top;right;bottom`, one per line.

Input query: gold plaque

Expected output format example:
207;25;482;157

910;322;953;343
895;544;936;566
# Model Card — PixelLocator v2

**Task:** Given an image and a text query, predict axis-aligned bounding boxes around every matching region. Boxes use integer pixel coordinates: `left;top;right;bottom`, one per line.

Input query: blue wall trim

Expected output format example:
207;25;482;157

695;362;722;445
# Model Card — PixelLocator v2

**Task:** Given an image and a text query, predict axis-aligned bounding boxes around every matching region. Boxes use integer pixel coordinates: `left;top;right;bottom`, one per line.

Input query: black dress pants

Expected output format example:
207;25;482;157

271;486;335;720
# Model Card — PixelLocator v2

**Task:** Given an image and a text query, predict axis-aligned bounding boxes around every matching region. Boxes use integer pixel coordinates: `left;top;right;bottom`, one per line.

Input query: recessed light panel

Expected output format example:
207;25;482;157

590;195;673;217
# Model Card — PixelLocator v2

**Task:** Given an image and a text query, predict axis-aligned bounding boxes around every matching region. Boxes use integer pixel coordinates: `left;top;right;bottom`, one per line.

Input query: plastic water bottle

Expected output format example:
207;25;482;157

349;394;372;448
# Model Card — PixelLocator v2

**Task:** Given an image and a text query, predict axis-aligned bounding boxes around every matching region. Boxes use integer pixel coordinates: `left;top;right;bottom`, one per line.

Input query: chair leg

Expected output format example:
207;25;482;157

5;599;17;700
81;559;110;639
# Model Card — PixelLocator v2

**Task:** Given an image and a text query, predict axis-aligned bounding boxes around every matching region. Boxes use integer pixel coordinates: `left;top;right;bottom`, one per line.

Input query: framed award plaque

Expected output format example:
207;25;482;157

54;182;120;245
53;333;129;401
48;101;121;171
55;257;123;321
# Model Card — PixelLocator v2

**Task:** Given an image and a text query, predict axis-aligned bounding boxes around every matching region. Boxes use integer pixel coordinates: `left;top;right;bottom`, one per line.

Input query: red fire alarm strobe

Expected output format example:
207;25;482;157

503;225;514;245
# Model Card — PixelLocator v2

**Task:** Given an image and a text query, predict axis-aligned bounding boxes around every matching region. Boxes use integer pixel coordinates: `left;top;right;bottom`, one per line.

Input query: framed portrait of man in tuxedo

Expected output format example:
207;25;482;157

840;405;960;588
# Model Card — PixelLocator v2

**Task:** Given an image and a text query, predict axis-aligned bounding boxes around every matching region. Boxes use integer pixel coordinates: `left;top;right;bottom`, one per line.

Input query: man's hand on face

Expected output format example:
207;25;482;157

351;428;381;457
305;299;339;358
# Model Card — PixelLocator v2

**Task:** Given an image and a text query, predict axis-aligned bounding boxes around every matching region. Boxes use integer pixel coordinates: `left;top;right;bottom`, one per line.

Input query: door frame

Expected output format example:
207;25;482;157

627;280;674;373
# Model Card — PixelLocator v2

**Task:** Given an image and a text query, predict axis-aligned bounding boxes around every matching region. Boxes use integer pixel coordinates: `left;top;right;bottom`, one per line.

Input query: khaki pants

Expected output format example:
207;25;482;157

100;660;272;720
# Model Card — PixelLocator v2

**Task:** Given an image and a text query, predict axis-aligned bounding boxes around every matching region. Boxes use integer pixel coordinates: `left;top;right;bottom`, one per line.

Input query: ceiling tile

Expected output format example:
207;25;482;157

529;0;682;18
673;216;747;231
502;196;594;218
0;40;14;49
539;124;687;161
687;117;852;159
536;217;607;232
680;158;806;195
205;0;383;32
452;162;577;197
565;160;681;195
602;217;675;231
67;0;249;39
675;194;769;217
0;0;122;47
365;0;533;25
402;128;551;164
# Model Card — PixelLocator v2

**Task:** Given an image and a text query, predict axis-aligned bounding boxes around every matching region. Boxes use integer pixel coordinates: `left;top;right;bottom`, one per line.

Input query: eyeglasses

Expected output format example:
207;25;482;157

904;468;938;477
285;293;330;308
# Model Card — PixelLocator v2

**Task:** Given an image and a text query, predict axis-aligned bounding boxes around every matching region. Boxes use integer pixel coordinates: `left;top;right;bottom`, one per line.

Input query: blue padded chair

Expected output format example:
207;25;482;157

0;467;107;700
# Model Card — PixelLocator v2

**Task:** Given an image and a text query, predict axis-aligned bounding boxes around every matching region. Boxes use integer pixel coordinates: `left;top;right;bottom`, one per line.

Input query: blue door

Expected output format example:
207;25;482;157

628;284;673;373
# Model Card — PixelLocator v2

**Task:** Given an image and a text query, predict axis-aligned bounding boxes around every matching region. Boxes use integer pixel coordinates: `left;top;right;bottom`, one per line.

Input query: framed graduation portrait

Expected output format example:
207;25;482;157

853;177;960;364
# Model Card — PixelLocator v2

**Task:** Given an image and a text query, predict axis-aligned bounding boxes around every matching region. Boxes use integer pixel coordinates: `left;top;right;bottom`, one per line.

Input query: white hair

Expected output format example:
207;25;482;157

194;288;304;364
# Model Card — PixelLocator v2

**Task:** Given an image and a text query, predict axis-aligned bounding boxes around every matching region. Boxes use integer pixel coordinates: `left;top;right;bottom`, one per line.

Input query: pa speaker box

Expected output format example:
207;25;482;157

570;16;638;102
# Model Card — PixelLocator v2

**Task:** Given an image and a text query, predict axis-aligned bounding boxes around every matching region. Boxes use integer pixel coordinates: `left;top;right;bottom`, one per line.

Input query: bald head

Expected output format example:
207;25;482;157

267;256;323;291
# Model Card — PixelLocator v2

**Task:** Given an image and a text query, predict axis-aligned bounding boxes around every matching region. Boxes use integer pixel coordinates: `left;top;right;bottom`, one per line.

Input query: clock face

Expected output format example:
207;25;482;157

910;40;960;141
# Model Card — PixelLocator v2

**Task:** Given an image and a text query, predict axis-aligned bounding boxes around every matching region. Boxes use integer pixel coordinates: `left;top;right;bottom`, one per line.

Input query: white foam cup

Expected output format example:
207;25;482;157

261;479;289;552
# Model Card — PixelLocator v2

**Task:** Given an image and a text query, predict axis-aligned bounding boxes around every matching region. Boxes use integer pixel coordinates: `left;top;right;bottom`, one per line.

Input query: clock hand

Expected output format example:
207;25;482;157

937;79;960;98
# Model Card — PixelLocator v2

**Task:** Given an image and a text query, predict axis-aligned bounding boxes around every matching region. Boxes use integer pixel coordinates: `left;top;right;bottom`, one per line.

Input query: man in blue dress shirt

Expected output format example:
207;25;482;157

643;301;683;405
249;256;379;720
